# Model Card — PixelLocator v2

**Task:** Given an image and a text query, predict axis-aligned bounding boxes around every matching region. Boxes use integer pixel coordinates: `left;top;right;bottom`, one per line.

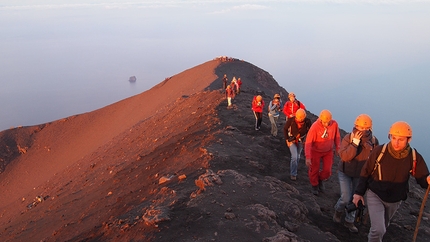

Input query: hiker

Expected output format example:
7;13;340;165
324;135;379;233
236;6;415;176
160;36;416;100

268;94;282;136
333;114;379;233
222;74;228;92
305;109;340;195
231;77;238;95
226;85;234;107
236;77;242;94
252;95;264;130
283;108;311;181
283;92;306;121
352;121;430;242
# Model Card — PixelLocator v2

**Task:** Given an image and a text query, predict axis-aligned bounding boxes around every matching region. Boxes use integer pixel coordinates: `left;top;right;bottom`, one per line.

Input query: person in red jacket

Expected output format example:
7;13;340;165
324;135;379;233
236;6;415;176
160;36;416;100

305;109;341;195
283;92;306;120
236;77;242;94
252;95;264;130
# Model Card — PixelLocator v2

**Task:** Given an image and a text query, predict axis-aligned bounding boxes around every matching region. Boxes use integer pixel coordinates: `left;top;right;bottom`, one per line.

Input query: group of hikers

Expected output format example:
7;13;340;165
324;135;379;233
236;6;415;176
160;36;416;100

221;77;430;241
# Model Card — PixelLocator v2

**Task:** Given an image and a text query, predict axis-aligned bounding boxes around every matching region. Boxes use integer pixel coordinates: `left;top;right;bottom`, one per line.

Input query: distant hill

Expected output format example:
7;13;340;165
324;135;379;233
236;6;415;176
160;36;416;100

0;58;428;241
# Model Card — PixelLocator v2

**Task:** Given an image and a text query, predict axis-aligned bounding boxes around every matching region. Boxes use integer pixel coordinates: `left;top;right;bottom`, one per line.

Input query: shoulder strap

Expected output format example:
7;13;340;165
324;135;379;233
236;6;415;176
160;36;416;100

411;148;417;176
371;144;387;180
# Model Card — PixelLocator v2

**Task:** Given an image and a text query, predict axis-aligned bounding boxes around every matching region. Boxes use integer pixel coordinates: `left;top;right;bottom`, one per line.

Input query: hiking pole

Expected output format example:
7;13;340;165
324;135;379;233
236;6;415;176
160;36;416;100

412;184;430;242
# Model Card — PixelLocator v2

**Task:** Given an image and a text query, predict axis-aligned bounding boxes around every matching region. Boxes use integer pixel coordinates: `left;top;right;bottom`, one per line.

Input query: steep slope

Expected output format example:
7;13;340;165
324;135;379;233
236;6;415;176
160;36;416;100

0;58;429;242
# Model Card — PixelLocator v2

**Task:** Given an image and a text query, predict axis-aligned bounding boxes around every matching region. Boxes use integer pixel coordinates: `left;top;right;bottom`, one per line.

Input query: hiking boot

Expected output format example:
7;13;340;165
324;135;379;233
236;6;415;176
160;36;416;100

311;186;319;195
344;222;358;233
290;176;297;181
318;180;325;192
333;210;342;223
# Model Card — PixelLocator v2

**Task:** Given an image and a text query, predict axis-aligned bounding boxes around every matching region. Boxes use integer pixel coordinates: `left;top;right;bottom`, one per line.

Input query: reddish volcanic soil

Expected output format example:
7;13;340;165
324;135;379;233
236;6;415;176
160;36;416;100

1;58;429;242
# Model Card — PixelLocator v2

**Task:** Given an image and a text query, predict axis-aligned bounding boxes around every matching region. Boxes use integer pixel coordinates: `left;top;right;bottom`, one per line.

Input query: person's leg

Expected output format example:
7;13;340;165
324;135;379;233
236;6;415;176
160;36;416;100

273;116;278;136
289;143;298;177
257;112;263;129
296;141;303;161
227;97;231;106
367;190;387;242
383;199;401;230
308;152;321;187
334;171;351;214
268;114;276;135
319;151;334;181
253;111;259;130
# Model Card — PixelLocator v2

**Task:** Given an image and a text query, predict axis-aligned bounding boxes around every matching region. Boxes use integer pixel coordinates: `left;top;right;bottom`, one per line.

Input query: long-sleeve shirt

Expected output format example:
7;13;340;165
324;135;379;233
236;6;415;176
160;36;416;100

252;97;264;113
355;144;429;203
283;118;311;142
338;133;379;177
304;119;340;159
283;100;306;118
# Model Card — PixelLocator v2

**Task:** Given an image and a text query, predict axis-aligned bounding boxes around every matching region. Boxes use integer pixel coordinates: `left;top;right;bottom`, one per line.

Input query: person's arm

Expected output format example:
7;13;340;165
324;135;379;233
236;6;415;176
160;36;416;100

339;133;359;162
413;152;430;188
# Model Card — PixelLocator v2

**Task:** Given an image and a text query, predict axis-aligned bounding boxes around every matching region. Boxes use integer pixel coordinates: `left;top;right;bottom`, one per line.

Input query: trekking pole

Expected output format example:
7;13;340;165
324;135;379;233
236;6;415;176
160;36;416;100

412;184;430;242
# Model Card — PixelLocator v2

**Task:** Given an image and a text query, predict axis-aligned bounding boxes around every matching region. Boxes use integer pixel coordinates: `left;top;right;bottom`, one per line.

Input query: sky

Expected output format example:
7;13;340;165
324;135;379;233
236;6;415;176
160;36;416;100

1;0;430;160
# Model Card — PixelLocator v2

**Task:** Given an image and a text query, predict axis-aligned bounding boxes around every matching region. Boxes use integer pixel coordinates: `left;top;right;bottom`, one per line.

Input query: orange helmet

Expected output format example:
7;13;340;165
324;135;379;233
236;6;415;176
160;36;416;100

295;108;306;120
354;114;372;129
389;121;412;137
256;95;262;102
319;109;332;123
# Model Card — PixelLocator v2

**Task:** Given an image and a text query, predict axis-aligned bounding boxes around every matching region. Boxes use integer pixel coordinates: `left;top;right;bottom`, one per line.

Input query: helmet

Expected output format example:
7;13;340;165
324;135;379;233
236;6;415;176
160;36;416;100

288;92;296;98
295;108;306;120
227;85;231;88
274;93;281;99
389;121;412;137
354;114;372;129
256;95;262;102
319;109;332;123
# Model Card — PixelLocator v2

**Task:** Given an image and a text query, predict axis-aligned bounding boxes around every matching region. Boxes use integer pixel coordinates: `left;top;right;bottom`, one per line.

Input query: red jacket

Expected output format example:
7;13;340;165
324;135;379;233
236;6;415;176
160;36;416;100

305;118;341;159
252;96;264;113
283;100;306;118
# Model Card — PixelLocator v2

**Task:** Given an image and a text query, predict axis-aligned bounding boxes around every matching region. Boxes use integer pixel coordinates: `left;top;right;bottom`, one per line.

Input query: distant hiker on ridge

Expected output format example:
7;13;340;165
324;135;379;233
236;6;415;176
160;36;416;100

305;109;340;195
333;114;379;233
231;77;238;96
222;74;228;92
283;92;306;121
268;94;282;136
283;108;311;181
252;95;264;130
352;121;430;242
236;77;242;94
226;85;234;108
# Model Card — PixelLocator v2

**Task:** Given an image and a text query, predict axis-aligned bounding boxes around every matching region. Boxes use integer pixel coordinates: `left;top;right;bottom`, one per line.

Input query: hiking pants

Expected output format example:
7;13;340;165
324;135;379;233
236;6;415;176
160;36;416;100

253;111;263;129
268;113;278;136
367;189;401;242
334;170;359;223
308;150;333;186
289;141;303;177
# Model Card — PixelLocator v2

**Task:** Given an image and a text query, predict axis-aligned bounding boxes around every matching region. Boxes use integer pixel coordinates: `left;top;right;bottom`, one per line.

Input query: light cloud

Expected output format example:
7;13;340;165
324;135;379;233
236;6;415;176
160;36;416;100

1;0;428;11
210;4;269;14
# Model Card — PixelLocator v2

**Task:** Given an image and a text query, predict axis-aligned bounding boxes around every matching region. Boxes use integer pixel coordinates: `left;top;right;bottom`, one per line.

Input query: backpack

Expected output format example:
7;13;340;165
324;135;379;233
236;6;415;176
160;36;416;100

371;144;417;180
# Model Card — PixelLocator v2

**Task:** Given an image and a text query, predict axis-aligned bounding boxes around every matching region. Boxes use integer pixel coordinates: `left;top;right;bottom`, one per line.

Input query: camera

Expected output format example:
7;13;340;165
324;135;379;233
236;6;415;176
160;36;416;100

345;200;364;213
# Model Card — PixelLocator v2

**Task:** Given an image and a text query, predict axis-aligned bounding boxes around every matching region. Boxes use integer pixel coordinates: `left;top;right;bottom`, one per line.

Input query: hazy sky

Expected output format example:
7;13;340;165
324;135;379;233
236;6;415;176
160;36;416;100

1;0;430;159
